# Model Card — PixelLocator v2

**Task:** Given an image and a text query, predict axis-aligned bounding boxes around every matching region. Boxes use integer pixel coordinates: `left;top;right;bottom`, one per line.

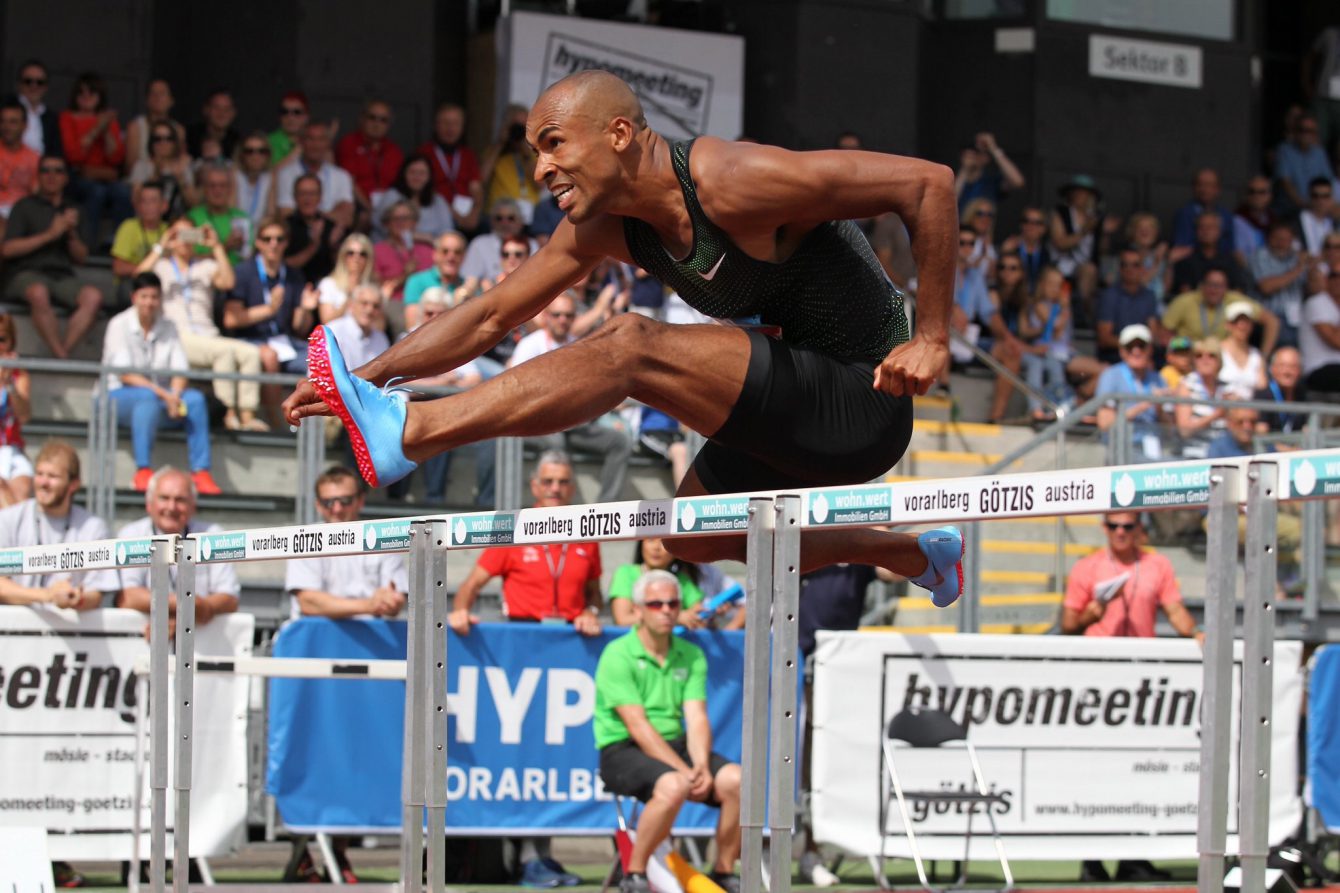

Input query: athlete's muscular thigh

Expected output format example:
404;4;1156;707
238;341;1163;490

616;315;751;438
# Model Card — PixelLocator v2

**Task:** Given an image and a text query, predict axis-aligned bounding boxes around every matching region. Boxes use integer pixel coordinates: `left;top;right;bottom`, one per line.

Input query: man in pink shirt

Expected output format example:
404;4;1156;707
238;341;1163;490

0;99;38;236
1062;511;1201;640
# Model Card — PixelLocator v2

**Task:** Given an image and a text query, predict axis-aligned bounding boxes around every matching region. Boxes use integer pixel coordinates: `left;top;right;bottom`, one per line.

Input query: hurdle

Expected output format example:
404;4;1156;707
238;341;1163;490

14;449;1329;892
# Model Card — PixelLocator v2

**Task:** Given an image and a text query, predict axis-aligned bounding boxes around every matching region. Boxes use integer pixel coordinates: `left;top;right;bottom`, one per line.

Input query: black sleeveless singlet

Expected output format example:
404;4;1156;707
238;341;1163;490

621;139;910;365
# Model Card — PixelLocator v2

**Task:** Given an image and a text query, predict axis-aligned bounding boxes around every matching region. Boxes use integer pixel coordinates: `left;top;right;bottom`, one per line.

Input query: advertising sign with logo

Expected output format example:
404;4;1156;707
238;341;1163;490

114;538;155;568
451;513;517;548
674;495;752;535
807;485;893;527
1287;455;1340;500
514;501;671;545
362;520;412;553
1109;465;1211;510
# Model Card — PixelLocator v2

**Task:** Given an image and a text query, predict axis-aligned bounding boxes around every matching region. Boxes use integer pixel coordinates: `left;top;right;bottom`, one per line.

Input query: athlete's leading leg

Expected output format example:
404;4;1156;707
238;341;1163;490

400;313;750;461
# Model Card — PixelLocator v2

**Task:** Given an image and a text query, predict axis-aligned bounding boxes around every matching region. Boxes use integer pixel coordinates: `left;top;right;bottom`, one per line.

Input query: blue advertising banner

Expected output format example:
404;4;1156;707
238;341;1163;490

267;619;759;834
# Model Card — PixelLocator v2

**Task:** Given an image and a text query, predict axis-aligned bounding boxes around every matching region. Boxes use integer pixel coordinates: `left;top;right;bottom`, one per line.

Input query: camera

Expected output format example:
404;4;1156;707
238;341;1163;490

179;226;204;245
507;122;527;145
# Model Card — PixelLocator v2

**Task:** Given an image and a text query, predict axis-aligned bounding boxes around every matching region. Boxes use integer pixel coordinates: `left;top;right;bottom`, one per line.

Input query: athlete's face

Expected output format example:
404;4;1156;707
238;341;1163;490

528;96;625;225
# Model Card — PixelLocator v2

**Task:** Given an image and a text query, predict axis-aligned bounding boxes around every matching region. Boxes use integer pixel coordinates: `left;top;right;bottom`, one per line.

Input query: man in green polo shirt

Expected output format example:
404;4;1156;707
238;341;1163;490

594;569;742;893
187;162;249;264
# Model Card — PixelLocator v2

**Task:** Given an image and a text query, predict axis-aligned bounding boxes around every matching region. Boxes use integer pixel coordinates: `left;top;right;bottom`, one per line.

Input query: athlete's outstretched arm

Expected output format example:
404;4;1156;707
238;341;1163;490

696;139;957;396
283;219;608;423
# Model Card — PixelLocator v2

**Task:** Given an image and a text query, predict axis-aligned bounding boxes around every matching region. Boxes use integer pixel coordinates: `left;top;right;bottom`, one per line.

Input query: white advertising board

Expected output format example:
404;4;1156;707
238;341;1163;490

811;632;1302;860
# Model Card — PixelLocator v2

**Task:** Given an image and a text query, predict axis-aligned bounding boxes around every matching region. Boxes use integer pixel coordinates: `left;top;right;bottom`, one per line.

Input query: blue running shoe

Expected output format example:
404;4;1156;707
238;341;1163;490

540;858;582;887
307;325;418;487
910;526;964;608
520;859;564;889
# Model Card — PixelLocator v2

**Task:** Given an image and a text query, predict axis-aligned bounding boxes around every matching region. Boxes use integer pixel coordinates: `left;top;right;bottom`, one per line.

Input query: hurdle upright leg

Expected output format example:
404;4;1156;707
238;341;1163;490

767;496;802;893
740;498;775;893
425;520;450;893
1239;461;1280;893
1198;465;1240;893
400;524;432;892
172;538;198;893
149;539;172;893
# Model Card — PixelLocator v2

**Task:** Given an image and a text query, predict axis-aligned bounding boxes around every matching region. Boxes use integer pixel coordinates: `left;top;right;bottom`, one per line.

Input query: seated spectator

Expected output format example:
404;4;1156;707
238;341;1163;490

103;272;220;494
461;198;537;282
372;200;434;301
594;569;742;893
1233;175;1277;265
1174;338;1230;459
982;255;1031;421
1274;112;1333;212
283;172;343;284
1160;336;1194;390
0;155;104;358
276;122;355;231
1170;168;1235;256
335;99;402;218
1171;211;1245;294
116;466;239;635
1124;212;1171;309
233;131;276;233
1307;232;1340;296
111;180;169;301
416;102;482;232
266;91;308;169
403;231;478;330
128;119;195;220
632;404;691;485
1207;406;1262;459
0;98;38;238
609;537;738;629
1163;269;1278;356
628;266;669;321
1019;266;1075;423
142;220;268;432
1250;220;1312;346
998;206;1053;292
529;192;564;244
510;295;632;503
1254;346;1308;441
185;88;239;161
0;313;32;506
449;449;599;888
962;196;998;282
0;440;116;610
124;79;186;169
1096;325;1167;461
1048;174;1102;313
482;234;531;291
223;217;319;418
480;104;540;225
371;154;456;242
1096;247;1162;364
1300;269;1340;392
949;224;994;366
1298;175;1337;256
284;463;404;884
7;60;60;159
567;262;631;336
1219;302;1267;399
318;233;376;322
187;161;249;264
954;131;1025;213
59;71;130;248
327;284;389;370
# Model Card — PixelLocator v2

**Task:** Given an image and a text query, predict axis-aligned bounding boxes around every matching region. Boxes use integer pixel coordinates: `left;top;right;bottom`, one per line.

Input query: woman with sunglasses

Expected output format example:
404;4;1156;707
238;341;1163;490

317;233;377;323
1174;337;1230;458
1124;213;1171;308
962;196;998;284
985;255;1031;422
233;131;277;234
0;314;33;507
607;537;740;630
128;121;196;219
59;71;131;247
373;200;434;301
267;91;309;169
124;78;186;169
370;154;455;242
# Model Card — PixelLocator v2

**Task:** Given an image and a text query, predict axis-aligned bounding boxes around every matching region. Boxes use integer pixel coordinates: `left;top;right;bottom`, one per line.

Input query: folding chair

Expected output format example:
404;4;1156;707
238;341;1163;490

875;707;1013;893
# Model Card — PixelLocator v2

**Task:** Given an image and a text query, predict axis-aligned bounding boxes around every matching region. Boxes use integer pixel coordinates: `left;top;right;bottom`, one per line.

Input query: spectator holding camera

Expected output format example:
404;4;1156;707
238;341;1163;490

480;104;540;225
954;131;1025;212
187;161;250;264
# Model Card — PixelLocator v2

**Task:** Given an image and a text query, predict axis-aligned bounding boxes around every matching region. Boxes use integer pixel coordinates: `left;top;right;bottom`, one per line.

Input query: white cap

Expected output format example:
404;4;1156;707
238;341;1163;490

1119;324;1153;347
419;286;448;307
1225;300;1257;322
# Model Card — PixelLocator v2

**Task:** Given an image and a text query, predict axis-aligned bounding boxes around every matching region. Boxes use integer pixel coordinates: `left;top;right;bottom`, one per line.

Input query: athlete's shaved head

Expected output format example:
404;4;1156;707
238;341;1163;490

536;70;647;131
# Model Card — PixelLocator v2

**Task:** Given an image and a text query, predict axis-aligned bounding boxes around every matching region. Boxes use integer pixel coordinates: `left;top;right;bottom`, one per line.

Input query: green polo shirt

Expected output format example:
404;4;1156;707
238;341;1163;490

187;204;249;264
608;564;705;610
593;629;707;750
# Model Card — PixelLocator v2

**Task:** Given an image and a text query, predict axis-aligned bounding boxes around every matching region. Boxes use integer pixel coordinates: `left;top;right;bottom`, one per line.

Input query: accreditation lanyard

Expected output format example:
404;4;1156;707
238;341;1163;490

541;544;569;620
433;144;462;188
168;256;191;298
245;175;265;221
256;258;286;335
32;503;72;590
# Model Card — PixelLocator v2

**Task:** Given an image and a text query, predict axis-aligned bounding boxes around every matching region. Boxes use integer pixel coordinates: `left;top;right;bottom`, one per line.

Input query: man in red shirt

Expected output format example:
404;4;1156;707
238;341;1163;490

335;99;402;216
450;448;603;634
416;102;481;231
1061;510;1199;884
0;99;38;237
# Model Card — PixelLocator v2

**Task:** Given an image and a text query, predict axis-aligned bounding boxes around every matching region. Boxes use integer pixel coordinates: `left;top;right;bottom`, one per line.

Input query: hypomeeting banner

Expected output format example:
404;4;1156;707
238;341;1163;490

0;607;252;860
811;632;1303;861
498;11;744;140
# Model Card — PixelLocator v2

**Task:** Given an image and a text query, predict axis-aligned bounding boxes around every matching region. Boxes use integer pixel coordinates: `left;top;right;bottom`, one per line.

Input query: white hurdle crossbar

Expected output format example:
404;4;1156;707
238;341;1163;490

15;448;1327;893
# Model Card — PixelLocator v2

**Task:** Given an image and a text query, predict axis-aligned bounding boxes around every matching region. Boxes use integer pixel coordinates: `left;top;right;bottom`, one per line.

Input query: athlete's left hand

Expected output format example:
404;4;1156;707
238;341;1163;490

874;335;950;396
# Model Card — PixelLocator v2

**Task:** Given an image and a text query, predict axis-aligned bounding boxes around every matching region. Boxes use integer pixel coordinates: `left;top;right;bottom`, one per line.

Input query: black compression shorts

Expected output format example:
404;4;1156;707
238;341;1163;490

693;330;913;494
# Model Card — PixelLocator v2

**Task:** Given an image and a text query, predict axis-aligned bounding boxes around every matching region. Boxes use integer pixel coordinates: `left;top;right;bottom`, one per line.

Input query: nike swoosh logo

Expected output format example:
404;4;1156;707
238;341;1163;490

700;253;726;281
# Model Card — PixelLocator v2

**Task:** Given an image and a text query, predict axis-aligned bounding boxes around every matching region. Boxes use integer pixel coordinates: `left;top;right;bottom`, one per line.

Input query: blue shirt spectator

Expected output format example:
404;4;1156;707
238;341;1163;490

1170;168;1235;256
1274;113;1335;211
1097;325;1166;461
222;218;314;373
1096;249;1159;364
